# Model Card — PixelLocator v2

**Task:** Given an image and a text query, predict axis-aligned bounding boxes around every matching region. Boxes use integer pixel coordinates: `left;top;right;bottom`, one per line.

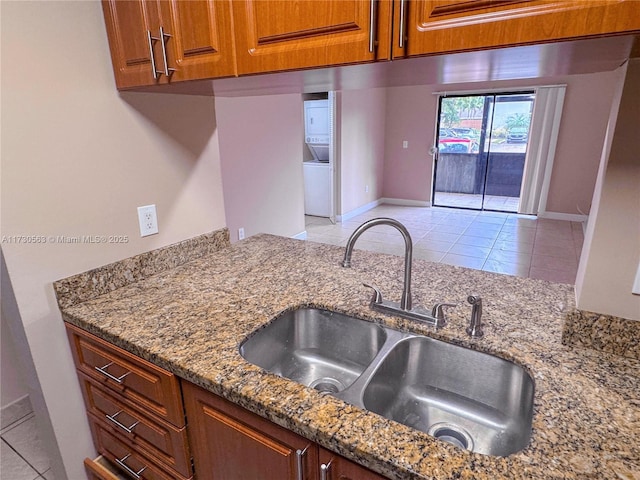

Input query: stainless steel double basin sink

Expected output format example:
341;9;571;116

240;308;534;456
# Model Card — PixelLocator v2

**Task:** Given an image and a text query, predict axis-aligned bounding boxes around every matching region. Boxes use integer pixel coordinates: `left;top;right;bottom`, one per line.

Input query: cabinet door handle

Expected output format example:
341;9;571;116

159;27;176;77
369;0;376;53
146;30;160;80
320;459;332;480
115;453;147;480
105;410;140;434
296;446;308;480
399;0;406;49
94;362;131;384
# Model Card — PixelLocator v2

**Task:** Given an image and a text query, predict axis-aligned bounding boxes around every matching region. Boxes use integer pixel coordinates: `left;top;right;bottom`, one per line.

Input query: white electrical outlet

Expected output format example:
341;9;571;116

365;185;369;193
238;227;245;240
632;260;640;295
137;205;159;237
402;140;409;149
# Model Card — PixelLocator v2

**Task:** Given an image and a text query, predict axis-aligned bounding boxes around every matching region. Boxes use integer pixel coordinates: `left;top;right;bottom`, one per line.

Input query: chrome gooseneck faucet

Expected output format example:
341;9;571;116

342;218;413;309
342;218;454;327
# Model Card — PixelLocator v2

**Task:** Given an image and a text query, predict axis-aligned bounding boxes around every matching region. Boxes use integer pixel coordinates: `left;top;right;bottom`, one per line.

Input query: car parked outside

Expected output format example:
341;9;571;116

507;126;529;143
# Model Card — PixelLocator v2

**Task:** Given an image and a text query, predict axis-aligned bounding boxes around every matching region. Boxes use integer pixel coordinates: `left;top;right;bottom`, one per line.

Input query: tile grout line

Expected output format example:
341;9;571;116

1;437;41;480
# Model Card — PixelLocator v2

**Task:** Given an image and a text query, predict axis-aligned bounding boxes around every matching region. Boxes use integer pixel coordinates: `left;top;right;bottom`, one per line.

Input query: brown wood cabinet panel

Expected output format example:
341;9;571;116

182;381;318;480
66;324;184;427
162;0;237;80
101;0;164;88
232;0;389;75
394;0;640;58
88;416;192;480
319;447;388;480
79;373;191;477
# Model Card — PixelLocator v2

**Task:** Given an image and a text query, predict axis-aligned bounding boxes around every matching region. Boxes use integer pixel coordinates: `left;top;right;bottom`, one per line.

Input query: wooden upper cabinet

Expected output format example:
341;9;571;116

102;0;236;89
101;0;162;88
160;0;236;81
393;0;640;58
232;0;392;75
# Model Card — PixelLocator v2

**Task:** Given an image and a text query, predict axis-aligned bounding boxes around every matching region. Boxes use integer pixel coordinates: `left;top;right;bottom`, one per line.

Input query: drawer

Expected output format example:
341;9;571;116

66;323;184;427
88;415;192;480
79;373;191;477
84;456;127;480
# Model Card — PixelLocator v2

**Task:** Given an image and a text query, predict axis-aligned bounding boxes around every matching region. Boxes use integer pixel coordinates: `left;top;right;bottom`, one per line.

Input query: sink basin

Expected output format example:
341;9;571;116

240;308;387;393
362;337;534;456
240;308;534;456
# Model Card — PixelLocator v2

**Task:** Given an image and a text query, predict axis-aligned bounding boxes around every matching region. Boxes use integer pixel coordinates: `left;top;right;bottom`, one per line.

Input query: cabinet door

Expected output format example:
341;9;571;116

101;0;165;88
393;0;640;58
232;0;390;75
318;447;388;480
160;0;236;81
182;381;318;480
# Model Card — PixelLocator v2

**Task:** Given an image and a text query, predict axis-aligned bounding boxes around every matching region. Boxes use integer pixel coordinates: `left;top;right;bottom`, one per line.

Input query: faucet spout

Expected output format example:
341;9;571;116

342;218;413;310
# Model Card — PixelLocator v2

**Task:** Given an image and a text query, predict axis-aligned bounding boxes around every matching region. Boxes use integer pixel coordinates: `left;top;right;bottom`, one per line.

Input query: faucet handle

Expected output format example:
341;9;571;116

431;303;456;327
466;295;484;338
362;283;383;305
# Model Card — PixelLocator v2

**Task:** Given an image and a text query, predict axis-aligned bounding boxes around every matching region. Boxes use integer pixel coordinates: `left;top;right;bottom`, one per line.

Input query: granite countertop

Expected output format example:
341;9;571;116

56;233;640;480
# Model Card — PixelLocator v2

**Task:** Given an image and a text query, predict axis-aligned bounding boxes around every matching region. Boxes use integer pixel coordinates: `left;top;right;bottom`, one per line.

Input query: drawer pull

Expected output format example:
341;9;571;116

320;459;333;480
296;446;308;480
399;0;406;48
368;0;375;53
159;27;176;77
115;453;147;479
105;410;140;434
146;30;159;80
95;362;131;384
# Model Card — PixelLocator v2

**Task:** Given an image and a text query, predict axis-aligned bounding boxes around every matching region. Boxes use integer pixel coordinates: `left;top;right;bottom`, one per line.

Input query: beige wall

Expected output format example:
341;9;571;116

1;2;226;478
576;60;640;320
381;71;620;214
216;94;306;241
339;88;387;215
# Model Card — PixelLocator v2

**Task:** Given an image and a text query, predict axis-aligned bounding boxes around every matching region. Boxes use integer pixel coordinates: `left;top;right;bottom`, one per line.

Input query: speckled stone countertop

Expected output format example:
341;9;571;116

56;234;639;480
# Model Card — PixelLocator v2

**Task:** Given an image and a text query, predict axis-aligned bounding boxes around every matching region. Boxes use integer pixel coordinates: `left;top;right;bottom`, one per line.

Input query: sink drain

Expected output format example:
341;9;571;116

428;423;474;451
310;377;344;394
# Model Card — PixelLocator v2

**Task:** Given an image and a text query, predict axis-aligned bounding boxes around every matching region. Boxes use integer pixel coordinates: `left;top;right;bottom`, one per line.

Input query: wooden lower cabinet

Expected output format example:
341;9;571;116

182;381;387;480
318;447;387;480
66;324;192;480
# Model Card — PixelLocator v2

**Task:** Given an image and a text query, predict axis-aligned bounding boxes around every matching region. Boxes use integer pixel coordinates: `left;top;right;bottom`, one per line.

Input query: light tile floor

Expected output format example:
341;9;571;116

305;204;584;284
1;399;54;480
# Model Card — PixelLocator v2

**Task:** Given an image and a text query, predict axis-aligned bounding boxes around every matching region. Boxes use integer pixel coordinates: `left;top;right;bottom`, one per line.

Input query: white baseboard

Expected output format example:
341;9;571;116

380;198;431;207
291;231;307;240
538;211;589;223
337;199;381;223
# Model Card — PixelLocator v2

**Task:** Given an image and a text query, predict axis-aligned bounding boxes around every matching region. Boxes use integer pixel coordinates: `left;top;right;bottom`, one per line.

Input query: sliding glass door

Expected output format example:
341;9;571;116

433;92;535;213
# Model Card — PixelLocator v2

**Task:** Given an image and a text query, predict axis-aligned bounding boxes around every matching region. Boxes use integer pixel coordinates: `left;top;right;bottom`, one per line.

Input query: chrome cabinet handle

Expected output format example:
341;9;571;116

146;30;159;80
159;27;176;77
105;410;140;434
369;0;376;53
399;0;406;48
94;362;131;384
115;454;147;479
320;460;332;480
296;446;308;480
